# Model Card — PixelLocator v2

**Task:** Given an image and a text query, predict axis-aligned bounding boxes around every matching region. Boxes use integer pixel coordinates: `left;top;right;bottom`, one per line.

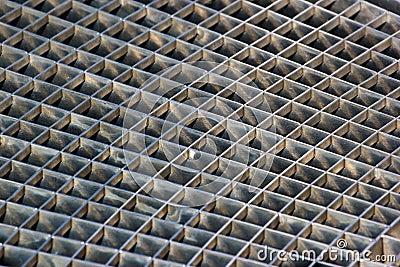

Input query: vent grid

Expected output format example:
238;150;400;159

0;0;399;266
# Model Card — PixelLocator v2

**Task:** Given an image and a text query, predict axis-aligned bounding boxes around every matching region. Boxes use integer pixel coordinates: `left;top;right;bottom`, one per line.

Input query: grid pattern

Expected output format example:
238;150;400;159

0;0;399;266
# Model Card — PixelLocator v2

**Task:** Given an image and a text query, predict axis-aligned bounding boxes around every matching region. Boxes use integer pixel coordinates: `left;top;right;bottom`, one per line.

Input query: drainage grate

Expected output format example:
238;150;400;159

0;0;399;266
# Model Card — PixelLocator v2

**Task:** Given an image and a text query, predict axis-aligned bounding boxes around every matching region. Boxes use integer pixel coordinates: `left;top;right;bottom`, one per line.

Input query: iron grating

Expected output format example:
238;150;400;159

0;0;399;266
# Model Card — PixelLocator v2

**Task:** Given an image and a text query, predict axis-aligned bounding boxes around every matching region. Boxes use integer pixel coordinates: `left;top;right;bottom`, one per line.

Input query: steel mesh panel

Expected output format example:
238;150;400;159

0;0;398;266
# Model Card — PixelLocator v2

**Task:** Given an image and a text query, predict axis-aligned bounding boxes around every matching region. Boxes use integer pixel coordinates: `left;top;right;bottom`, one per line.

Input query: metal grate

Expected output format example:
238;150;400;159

0;0;399;266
